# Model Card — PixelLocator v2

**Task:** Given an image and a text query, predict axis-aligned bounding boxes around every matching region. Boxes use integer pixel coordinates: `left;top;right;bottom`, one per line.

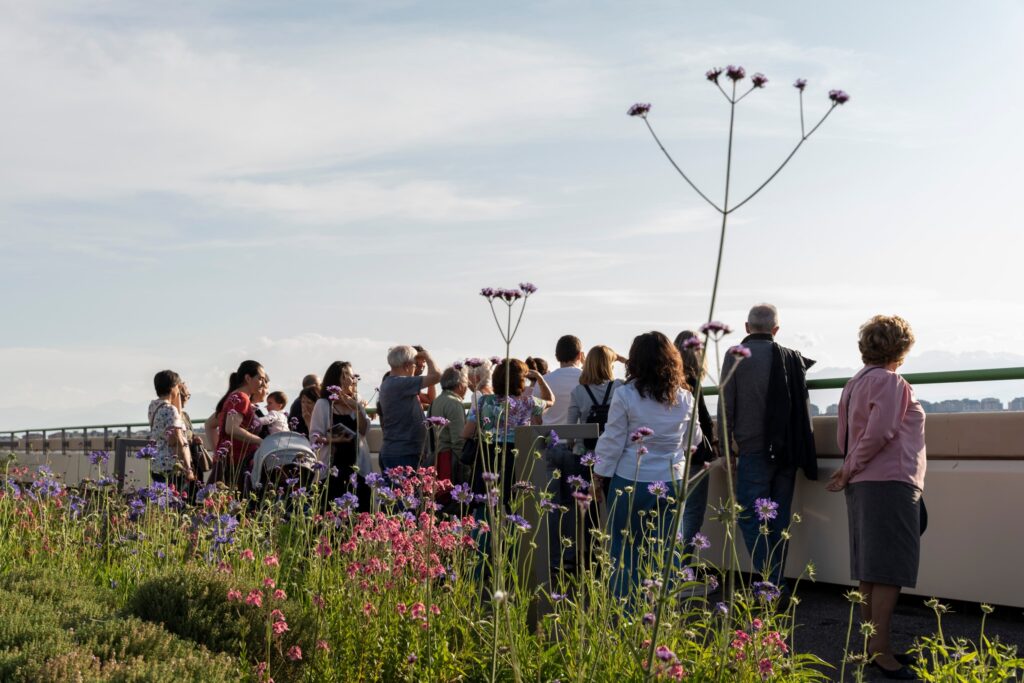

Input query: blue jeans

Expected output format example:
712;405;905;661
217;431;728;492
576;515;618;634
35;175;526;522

735;452;797;588
680;471;711;561
606;475;681;602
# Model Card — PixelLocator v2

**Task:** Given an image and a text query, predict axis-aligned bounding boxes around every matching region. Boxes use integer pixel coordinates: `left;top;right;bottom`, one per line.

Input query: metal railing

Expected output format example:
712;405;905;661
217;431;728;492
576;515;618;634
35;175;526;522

4;367;1024;454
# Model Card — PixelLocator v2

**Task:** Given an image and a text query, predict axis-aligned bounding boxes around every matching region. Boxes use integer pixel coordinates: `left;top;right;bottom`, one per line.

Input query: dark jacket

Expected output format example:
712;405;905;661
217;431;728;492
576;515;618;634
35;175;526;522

687;372;716;467
758;335;818;480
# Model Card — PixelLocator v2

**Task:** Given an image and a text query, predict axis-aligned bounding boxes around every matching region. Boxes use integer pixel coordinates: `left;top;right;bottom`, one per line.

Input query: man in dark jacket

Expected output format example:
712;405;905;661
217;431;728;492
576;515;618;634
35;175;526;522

719;303;817;592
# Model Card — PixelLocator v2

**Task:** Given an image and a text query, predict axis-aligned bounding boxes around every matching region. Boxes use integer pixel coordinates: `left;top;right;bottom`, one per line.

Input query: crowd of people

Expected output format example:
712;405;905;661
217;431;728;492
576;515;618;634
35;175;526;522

147;305;925;679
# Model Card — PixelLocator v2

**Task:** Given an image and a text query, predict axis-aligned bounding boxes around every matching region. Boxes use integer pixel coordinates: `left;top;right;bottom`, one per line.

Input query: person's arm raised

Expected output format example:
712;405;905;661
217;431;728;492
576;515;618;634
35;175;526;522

417;350;442;388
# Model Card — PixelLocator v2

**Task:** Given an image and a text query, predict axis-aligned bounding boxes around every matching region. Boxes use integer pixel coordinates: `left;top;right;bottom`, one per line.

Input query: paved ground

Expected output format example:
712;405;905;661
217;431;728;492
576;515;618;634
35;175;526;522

787;581;1024;681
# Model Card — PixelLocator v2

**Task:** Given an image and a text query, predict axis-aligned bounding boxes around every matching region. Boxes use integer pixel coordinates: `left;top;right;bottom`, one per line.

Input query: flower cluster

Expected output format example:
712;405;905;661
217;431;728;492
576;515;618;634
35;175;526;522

627;102;651;117
829;89;851;105
480;283;537;302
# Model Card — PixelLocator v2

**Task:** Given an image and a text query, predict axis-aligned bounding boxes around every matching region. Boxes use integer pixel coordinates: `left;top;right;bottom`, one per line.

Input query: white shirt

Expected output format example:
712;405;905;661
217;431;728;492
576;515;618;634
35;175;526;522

592;382;701;483
541;366;582;425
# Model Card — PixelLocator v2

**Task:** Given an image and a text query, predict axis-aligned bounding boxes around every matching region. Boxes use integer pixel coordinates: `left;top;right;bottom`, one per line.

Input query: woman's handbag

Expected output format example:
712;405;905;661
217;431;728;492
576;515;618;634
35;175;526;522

190;440;214;474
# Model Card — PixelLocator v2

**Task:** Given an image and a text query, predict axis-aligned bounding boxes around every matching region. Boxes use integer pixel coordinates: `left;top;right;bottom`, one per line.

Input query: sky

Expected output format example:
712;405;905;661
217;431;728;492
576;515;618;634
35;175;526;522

2;0;1023;430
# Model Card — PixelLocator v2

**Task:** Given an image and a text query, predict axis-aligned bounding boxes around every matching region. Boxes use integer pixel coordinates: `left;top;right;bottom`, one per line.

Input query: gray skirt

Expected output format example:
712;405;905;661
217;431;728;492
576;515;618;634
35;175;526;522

845;481;922;588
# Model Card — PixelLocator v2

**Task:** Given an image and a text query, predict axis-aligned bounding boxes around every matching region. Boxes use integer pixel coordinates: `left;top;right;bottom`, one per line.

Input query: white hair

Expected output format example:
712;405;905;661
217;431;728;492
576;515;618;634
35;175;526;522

467;359;493;389
440;366;468;391
747;303;779;333
387;345;417;369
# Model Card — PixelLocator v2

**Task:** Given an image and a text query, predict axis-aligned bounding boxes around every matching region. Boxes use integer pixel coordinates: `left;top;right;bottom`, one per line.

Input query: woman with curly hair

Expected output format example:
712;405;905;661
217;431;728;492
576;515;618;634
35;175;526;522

593;331;701;600
827;315;925;680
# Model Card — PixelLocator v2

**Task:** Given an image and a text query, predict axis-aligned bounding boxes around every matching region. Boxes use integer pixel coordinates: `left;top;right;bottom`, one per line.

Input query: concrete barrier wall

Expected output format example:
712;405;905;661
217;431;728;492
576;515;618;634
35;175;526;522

702;412;1024;608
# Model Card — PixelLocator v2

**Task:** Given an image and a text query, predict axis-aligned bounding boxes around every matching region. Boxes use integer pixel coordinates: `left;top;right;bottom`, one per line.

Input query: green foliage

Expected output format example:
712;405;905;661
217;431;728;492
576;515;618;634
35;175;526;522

0;570;241;682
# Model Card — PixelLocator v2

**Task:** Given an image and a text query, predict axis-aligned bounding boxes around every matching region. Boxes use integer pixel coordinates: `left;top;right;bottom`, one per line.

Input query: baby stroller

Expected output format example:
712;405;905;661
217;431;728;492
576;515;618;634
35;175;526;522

250;432;321;510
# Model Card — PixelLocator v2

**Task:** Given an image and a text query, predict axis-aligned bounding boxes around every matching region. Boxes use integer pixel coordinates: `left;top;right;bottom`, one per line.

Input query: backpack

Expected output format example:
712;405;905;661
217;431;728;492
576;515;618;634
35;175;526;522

582;383;614;450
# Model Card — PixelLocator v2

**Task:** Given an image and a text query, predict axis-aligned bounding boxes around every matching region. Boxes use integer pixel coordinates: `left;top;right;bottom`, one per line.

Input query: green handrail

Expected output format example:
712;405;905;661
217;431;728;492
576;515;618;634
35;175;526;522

6;367;1024;435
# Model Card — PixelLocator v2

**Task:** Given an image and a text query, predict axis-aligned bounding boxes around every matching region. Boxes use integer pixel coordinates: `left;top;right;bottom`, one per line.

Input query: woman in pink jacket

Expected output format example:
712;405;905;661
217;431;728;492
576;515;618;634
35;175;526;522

827;315;925;680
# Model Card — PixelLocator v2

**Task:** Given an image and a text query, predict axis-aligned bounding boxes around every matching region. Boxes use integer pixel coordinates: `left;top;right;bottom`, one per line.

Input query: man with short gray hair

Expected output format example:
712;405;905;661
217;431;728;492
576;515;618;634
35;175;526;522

379;345;441;471
720;303;817;594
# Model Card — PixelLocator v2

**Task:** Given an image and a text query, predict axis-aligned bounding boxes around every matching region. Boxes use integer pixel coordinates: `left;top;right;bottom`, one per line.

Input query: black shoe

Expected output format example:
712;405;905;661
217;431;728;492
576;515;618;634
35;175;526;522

871;660;917;680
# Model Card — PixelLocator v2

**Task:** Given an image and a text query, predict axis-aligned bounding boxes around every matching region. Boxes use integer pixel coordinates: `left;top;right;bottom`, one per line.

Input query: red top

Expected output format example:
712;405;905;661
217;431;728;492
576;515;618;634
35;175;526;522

216;391;260;464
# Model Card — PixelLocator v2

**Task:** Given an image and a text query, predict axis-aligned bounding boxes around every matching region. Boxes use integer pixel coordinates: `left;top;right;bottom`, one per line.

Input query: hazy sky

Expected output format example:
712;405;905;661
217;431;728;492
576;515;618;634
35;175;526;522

2;0;1023;430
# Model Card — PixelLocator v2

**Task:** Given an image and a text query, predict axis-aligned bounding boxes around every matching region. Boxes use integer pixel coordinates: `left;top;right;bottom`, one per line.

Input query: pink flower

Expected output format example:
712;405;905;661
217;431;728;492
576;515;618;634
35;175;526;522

316;639;330;652
759;657;773;678
699;320;732;337
362;602;377;617
286;645;302;661
312;594;326;609
629;426;654;442
396;603;408;615
270;609;286;622
272;620;289;636
628;102;652;117
727;344;752;359
245;589;263;607
315;537;332;558
227;589;243;602
240;548;255;561
273;589;287;601
263;577;276;589
263;555;279;567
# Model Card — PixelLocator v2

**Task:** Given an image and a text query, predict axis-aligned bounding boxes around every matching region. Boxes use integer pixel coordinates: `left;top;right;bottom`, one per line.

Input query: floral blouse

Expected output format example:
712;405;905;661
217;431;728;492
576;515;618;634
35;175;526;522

467;394;545;444
148;399;185;475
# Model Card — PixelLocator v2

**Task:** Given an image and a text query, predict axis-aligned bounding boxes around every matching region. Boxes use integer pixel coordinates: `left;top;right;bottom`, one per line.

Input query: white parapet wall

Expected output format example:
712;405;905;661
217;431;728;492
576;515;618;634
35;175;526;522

702;412;1024;608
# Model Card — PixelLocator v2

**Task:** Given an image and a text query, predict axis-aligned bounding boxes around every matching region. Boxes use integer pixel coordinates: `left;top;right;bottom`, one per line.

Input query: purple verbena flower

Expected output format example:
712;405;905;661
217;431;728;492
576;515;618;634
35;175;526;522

452;360;464;370
699;320;732;337
464;357;484;368
829;89;850;105
627;102;651;117
794;78;807;91
424;416;450;428
326;385;342;401
725;65;746;81
480;287;496;299
706;67;723;83
518;282;538;295
727;344;752;359
751;73;768;88
682;337;704;351
490;356;503;366
629;426;654;442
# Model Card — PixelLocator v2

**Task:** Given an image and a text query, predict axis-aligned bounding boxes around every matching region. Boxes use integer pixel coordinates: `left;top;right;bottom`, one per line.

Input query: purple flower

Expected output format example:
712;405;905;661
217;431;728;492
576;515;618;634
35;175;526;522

518;282;538;295
464;357;484;368
699;320;732;337
647;480;669;499
682;337;704;351
566;475;588;490
482;471;499;483
546;429;560;447
627;102;651;117
794;78;807;91
753;580;781;602
490;356;503;366
88;450;109;466
326;385;342;401
480;287;496;299
706;574;719;591
333;493;359;511
288;416;299;430
452;360;464;370
539;498;559;513
512;480;536;493
715;601;729;615
637;445;649;456
579;452;597;467
310;432;327;451
642;612;656;626
572;490;593;505
751;72;768;88
507;514;531;531
551;592;567;602
135;442;158;460
408;654;418;664
725;65;746;81
365;472;384;489
452;483;474;504
424;416;450;428
629;426;654;442
706;67;723;83
727;344;752;359
498;288;522;302
829;89;850;105
754;497;779;521
655;645;678;662
691;532;711;551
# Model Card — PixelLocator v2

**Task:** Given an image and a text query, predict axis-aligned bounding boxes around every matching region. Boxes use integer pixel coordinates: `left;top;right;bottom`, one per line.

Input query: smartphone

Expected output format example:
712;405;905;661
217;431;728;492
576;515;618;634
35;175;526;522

330;422;357;439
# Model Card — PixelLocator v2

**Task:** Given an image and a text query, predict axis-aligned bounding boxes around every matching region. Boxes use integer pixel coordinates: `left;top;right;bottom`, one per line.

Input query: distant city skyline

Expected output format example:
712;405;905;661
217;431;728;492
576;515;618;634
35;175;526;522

2;1;1023;429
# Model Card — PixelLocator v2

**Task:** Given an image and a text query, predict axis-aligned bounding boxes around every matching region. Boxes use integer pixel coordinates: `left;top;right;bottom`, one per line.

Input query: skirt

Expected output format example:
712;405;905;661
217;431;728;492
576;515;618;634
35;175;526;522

845;480;922;588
